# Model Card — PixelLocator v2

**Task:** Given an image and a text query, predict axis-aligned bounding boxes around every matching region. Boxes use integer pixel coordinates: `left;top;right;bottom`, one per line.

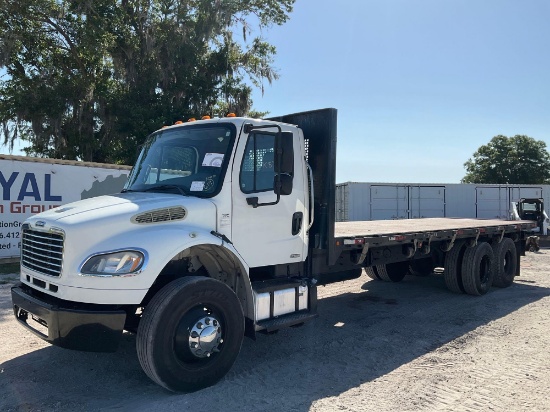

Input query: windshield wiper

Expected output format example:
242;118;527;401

141;185;189;196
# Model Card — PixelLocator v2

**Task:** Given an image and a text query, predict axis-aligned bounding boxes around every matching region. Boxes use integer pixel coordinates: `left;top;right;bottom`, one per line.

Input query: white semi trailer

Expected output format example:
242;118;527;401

335;181;550;222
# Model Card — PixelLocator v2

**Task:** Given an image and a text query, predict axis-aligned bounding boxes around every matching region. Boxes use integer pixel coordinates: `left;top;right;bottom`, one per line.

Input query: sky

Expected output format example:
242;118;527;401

249;0;550;184
2;0;549;185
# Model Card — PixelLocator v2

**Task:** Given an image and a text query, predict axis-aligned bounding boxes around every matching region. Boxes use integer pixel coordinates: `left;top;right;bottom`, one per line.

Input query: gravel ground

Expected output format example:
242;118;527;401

1;250;549;412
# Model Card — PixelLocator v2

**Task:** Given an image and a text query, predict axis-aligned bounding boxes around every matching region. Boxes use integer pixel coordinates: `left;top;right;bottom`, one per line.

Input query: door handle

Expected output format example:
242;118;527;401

292;212;303;236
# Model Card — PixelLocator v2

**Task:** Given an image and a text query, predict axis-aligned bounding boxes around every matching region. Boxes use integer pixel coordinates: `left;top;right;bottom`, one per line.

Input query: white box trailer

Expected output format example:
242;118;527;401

0;155;131;259
336;182;549;222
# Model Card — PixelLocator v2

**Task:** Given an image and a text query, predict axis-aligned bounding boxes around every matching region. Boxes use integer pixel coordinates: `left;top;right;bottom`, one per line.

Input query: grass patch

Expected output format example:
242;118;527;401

0;262;20;275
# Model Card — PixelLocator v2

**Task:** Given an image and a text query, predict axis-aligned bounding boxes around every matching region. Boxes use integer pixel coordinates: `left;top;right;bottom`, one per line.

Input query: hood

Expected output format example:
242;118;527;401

25;192;217;230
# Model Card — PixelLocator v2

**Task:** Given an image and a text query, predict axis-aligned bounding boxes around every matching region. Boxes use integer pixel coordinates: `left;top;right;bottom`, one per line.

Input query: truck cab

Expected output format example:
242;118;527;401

12;109;337;392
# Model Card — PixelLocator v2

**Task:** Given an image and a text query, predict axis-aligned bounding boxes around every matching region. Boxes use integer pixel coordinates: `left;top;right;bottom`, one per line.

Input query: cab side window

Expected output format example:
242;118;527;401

240;133;276;193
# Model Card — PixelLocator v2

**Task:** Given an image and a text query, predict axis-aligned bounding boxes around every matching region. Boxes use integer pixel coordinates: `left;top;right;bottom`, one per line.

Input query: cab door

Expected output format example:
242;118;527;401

230;125;308;268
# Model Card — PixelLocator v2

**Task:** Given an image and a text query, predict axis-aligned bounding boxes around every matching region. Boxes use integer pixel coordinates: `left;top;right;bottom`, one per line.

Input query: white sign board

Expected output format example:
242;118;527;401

0;156;130;259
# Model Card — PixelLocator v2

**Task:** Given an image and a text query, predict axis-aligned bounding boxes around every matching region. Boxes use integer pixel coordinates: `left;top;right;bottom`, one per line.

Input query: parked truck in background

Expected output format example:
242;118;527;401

510;198;548;235
11;109;536;392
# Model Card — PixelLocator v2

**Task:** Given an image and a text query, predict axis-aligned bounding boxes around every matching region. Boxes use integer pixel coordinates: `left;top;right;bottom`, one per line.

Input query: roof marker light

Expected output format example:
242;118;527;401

226;113;236;117
174;121;183;125
188;118;196;122
201;115;211;120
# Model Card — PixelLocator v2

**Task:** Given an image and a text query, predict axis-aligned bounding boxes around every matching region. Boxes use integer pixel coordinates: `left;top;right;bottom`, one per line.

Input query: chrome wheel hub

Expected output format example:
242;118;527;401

188;316;223;358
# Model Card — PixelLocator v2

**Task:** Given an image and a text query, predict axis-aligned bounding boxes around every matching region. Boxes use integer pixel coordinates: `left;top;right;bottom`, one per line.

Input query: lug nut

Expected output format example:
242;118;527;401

205;318;210;325
213;320;218;327
190;342;198;348
191;331;199;338
197;322;203;329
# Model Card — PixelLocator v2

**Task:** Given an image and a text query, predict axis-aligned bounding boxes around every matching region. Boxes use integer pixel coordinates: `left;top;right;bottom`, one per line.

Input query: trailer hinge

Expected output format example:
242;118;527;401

442;231;458;252
498;228;506;243
422;234;435;254
404;239;422;258
356;242;370;265
468;230;481;247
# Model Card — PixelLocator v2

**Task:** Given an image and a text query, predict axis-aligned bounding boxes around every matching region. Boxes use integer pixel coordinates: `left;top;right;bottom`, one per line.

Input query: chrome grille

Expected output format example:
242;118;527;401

21;228;64;277
132;207;186;224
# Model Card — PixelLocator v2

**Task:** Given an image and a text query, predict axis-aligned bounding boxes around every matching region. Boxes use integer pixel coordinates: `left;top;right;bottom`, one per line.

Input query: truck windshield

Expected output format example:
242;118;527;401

124;123;236;197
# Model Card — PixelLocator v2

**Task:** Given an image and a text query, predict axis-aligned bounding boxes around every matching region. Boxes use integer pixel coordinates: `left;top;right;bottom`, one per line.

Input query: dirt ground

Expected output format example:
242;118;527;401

1;250;549;412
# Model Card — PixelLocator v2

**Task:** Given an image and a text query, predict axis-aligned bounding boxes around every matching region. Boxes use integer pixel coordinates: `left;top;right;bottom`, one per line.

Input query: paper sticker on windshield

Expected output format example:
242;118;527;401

202;153;224;167
190;181;205;191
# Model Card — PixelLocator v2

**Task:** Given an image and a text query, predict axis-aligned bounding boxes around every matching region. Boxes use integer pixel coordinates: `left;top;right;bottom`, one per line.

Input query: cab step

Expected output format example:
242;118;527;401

255;311;317;333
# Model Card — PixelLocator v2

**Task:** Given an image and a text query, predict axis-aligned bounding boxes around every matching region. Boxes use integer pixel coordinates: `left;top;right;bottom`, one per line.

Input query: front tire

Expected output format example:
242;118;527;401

137;276;244;392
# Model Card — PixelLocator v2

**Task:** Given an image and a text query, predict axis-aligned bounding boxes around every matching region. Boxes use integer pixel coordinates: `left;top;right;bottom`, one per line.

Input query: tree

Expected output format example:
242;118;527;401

462;135;550;184
0;0;294;164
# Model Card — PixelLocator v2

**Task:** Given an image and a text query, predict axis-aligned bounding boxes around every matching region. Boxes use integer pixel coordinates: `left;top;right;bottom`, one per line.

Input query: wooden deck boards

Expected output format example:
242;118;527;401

334;218;525;238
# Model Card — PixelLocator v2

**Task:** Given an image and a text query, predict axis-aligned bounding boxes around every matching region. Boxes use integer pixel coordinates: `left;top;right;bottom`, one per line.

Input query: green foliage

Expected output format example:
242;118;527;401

462;135;550;184
0;0;294;164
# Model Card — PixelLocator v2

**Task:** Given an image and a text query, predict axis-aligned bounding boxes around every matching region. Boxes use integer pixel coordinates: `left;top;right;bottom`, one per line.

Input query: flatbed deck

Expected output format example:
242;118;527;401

335;217;535;238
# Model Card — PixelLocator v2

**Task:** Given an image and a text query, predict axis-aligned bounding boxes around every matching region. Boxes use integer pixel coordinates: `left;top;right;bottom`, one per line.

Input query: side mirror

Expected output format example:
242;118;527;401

274;173;293;196
274;131;294;174
274;131;294;196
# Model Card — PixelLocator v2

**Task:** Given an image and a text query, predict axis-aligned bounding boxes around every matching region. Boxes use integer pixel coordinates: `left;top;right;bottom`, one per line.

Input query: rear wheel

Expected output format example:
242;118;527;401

444;240;467;293
461;242;494;296
408;258;435;276
137;276;244;392
376;262;408;282
365;266;380;280
491;238;518;288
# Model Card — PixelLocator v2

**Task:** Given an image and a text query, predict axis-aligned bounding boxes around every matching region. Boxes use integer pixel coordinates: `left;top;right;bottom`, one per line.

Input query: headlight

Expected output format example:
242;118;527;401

81;251;145;276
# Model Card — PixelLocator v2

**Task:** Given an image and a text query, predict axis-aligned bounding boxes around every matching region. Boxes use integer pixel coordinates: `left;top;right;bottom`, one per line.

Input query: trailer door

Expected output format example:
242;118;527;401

370;185;407;220
409;186;446;218
476;186;508;219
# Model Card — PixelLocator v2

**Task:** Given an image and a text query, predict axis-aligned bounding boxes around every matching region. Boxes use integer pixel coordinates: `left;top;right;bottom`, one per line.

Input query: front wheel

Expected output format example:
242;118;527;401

136;276;244;392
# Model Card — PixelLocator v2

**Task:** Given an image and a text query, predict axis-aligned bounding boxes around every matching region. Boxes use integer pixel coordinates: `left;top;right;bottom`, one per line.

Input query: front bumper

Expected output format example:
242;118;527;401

11;284;126;352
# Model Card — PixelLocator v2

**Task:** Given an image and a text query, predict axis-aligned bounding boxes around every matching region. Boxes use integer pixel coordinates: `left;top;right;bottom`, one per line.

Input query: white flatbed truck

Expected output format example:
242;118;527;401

11;109;535;392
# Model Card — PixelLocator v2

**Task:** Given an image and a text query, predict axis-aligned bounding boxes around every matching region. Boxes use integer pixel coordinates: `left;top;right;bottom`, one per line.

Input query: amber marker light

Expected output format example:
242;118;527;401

226;113;236;117
201;115;211;120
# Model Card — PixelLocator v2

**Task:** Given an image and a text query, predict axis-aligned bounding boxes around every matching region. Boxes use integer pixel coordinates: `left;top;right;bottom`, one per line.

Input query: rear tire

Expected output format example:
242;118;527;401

376;262;408;282
491;238;518;288
136;276;244;392
408;258;435;276
444;240;467;293
365;266;380;280
461;242;494;296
